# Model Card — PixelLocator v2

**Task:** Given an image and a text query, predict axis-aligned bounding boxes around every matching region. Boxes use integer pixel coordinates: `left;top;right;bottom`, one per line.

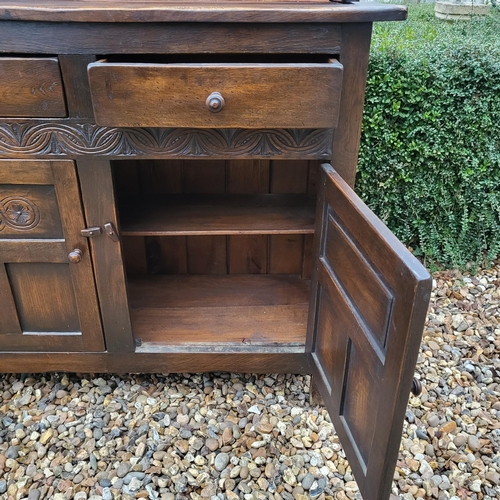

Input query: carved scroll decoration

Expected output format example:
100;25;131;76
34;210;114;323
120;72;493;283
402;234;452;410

0;123;333;158
0;197;41;232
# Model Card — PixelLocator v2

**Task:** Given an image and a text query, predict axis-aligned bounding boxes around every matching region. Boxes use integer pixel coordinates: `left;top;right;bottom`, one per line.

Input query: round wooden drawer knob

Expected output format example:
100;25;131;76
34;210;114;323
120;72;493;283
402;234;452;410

68;248;83;264
206;92;225;113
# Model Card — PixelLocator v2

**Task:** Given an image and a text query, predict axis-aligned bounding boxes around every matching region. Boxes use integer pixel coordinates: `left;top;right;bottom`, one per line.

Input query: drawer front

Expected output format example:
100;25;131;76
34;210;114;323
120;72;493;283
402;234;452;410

88;61;343;128
0;58;66;118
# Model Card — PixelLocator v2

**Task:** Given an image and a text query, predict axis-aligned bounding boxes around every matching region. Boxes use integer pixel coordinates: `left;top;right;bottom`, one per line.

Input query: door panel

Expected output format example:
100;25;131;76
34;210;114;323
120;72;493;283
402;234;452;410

0;160;104;351
0;184;63;238
307;164;431;500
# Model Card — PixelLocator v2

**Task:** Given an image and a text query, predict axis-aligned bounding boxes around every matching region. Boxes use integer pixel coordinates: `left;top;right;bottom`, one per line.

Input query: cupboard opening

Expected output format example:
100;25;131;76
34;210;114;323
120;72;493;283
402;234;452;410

111;159;321;351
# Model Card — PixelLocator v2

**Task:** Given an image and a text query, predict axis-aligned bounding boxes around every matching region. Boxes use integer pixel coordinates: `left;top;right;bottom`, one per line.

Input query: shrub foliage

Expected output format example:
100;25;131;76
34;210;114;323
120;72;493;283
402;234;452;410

357;5;500;269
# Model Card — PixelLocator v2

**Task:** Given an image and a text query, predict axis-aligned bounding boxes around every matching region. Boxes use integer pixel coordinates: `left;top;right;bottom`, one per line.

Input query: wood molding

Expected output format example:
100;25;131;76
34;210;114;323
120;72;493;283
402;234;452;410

0;123;333;160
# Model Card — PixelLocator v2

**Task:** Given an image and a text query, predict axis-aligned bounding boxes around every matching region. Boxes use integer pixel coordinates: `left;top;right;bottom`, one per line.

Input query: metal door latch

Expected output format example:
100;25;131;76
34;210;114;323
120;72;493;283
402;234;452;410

81;226;102;238
104;222;120;242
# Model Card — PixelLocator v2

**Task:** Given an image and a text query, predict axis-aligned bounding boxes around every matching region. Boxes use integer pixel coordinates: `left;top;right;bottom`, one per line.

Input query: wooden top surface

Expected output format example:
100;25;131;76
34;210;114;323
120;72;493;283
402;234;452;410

0;1;407;23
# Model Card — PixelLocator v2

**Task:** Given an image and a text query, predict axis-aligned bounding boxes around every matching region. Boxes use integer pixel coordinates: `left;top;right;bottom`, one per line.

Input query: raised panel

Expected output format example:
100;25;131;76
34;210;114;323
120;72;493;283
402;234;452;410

323;210;393;350
339;340;378;475
0;185;63;239
6;262;80;333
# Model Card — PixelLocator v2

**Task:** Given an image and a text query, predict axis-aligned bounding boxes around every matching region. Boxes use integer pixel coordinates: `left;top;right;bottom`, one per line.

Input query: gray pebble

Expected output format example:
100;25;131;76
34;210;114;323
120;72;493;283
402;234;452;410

28;490;41;500
301;472;314;490
416;430;429;441
6;445;19;459
123;471;146;484
214;452;229;472
117;462;131;478
428;414;440;427
468;435;481;452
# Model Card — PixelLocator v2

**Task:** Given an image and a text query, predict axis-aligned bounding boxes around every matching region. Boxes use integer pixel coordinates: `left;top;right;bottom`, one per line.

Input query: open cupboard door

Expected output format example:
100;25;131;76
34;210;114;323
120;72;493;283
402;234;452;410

307;164;431;500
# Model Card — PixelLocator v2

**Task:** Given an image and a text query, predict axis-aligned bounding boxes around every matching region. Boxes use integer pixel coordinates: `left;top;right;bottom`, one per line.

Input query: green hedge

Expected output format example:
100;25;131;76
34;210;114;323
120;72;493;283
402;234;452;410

357;5;500;270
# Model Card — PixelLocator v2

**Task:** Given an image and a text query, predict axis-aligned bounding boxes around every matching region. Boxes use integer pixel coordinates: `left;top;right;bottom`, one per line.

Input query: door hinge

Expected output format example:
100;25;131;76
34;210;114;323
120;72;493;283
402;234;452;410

81;226;102;238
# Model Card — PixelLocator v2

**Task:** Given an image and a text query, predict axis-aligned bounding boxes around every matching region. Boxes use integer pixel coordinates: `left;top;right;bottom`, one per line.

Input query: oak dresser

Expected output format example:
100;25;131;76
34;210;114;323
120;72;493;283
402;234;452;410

0;2;431;499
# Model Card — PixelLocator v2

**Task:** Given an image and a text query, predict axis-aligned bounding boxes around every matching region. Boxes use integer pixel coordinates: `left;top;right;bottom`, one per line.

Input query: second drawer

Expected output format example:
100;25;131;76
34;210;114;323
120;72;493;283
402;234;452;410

87;59;343;129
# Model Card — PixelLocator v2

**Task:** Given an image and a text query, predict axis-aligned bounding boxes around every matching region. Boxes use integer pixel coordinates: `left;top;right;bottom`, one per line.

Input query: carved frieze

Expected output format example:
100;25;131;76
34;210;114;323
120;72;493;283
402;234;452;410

0;123;333;159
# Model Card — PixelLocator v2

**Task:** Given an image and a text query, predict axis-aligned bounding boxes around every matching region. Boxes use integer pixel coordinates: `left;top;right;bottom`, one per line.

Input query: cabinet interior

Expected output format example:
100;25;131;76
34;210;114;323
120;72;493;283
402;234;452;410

112;159;320;351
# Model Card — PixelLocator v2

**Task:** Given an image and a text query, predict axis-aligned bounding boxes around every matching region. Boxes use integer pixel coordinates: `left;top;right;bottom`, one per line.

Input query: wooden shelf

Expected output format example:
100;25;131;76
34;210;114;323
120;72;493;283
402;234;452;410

119;194;315;236
127;274;310;349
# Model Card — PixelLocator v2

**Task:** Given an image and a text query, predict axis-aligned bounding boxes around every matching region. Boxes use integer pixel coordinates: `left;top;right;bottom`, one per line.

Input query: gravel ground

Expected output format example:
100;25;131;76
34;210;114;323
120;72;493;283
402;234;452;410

0;263;499;500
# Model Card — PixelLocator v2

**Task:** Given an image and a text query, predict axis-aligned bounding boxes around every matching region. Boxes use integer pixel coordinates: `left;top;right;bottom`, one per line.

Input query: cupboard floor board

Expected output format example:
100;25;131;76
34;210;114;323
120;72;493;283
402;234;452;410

127;274;310;347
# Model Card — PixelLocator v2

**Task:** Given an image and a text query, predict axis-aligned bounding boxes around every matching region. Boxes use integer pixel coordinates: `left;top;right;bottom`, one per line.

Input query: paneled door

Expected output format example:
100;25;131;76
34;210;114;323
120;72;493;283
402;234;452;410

0;160;104;351
307;164;431;500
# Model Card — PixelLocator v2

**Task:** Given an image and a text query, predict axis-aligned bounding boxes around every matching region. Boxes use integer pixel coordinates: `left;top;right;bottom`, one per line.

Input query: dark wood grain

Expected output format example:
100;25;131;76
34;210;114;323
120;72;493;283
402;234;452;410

122;236;148;275
128;274;310;308
0;351;310;374
58;55;96;120
127;274;309;346
270;160;309;194
182;160;226;193
307;164;431;500
331;23;372;187
88;61;343;129
269;234;304;275
0;2;408;24
0;22;342;54
186;235;227;275
0;58;66;118
50;160;105;351
145;236;188;275
6;263;80;334
133;304;308;347
228;234;268;274
0;159;104;352
227;160;270;193
119;194;315;236
76;158;136;352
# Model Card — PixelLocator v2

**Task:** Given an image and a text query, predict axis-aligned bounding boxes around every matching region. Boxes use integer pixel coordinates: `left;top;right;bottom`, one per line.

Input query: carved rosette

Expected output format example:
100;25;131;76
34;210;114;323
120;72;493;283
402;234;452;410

0;123;333;159
0;196;40;232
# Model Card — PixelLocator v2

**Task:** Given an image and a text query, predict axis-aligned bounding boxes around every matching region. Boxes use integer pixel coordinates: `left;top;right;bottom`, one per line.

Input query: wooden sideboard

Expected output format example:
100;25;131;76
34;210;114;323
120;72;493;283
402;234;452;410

0;2;431;499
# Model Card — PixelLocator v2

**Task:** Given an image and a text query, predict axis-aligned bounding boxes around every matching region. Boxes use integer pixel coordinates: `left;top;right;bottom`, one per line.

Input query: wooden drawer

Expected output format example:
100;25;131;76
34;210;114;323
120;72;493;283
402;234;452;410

0;58;66;118
87;60;343;128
